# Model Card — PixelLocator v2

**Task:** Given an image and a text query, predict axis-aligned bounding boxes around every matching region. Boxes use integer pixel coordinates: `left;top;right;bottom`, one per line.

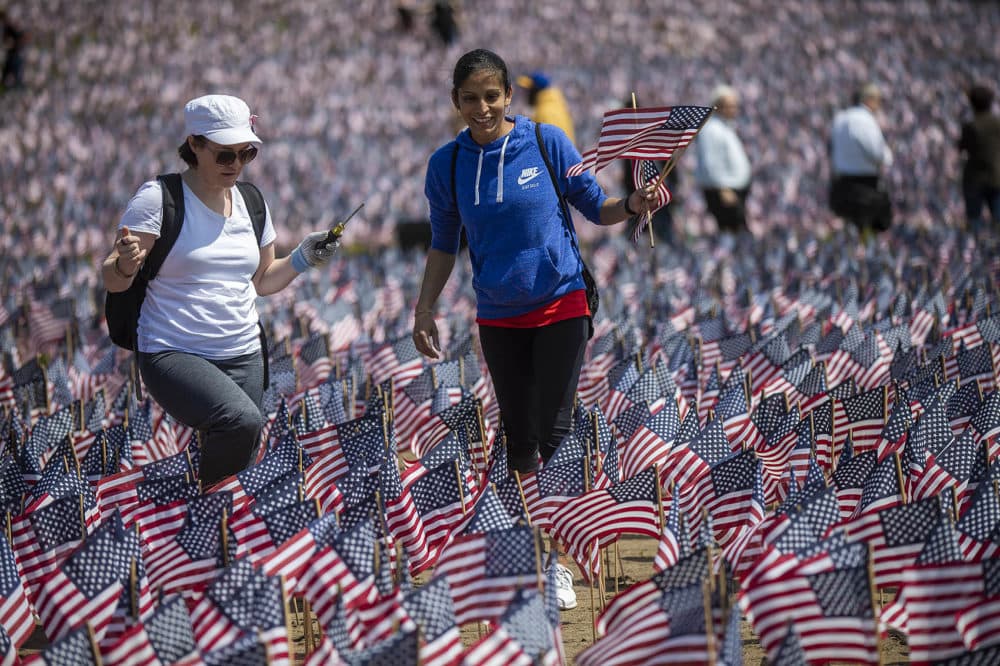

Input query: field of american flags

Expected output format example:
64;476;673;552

5;222;1000;663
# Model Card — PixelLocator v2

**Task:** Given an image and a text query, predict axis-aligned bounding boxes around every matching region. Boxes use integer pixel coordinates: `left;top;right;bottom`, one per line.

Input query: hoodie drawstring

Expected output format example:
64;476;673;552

473;148;484;206
496;134;510;203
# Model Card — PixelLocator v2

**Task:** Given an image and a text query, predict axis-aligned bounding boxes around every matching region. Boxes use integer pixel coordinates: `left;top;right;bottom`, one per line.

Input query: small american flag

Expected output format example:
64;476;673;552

629;159;672;244
567;105;713;176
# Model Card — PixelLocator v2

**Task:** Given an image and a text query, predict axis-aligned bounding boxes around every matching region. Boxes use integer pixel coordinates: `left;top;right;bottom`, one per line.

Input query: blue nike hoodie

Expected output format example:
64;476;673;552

424;115;608;320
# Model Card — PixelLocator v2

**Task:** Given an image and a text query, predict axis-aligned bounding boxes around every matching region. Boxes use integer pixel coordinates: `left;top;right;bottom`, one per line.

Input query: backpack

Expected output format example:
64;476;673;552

104;173;267;351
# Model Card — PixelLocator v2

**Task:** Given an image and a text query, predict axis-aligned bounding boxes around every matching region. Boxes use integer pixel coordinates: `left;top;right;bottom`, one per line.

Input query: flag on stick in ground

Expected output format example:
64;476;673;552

550;466;662;582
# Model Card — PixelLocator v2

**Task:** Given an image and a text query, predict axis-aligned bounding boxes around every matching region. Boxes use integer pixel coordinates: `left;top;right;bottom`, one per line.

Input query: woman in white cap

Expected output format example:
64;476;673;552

100;94;336;487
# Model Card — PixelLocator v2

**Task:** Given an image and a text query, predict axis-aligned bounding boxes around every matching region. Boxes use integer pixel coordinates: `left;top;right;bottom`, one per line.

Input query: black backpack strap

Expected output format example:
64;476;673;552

535;123;583;261
236;181;267;245
235;180;269;389
450;142;459;213
144;173;186;281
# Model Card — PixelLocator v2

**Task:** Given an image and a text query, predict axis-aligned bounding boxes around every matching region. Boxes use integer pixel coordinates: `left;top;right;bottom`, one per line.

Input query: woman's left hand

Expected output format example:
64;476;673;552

628;184;658;213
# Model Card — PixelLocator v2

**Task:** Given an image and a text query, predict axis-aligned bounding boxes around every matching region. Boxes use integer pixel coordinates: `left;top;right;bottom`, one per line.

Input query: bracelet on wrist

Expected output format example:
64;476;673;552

415;309;434;317
623;196;638;216
113;256;136;279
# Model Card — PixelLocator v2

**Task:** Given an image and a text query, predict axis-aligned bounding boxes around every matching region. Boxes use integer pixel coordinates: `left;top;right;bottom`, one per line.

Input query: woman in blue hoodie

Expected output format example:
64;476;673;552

413;48;653;476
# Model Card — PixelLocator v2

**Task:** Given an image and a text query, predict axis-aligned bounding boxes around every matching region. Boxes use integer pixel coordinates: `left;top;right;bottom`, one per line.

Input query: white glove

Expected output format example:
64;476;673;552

291;231;339;272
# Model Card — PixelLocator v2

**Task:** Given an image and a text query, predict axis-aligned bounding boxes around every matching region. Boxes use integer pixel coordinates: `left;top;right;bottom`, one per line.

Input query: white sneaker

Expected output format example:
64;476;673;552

552;563;577;611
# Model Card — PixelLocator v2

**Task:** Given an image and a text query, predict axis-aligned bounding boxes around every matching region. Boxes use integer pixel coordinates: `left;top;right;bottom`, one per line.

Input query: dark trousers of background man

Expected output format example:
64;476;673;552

830;175;893;232
702;185;750;233
963;182;1000;230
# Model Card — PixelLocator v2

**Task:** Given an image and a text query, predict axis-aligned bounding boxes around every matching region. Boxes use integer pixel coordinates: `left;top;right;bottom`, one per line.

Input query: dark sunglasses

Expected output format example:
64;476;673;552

204;143;258;166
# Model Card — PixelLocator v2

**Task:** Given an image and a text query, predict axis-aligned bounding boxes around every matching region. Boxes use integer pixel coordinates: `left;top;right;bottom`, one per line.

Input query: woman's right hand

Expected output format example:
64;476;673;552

116;225;148;275
412;311;441;359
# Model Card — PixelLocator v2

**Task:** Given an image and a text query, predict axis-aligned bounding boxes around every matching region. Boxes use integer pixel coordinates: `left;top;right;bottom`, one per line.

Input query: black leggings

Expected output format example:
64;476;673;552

478;316;590;474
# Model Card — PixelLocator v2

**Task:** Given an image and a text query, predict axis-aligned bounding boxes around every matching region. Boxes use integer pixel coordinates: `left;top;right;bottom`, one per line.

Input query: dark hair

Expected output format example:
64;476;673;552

969;85;994;113
177;134;206;167
452;49;510;93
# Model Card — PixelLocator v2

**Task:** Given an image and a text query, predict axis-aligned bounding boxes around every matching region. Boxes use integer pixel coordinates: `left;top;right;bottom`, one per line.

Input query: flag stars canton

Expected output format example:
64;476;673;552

653;548;710;592
833;452;877;490
658;582;706;635
662;105;712;130
710;452;755;497
64;528;130;598
538;459;586;498
916;515;963;564
147;597;197;662
982;558;1000;597
957;485;1000;541
806;567;873;618
30;496;86;550
0;537;20;596
690;421;732;465
263;501;317;546
484;528;536;579
880;498;940;547
46;626;94;663
403;577;456;642
466;489;515;534
335;520;377;580
503;591;553;657
411;463;463;515
608;466;658;504
614;403;653;440
842;388;885;423
177;519;227;562
972;394;1000;435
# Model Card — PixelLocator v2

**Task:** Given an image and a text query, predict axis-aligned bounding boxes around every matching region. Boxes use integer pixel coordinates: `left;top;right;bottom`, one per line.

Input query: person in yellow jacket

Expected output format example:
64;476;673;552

516;71;576;145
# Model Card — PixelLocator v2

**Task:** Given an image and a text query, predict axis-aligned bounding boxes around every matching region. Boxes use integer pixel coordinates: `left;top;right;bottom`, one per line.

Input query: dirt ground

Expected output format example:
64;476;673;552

453;535;911;666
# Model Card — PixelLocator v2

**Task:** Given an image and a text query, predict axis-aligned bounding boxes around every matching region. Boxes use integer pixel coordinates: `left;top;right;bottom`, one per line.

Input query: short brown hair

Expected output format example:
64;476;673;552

177;135;207;167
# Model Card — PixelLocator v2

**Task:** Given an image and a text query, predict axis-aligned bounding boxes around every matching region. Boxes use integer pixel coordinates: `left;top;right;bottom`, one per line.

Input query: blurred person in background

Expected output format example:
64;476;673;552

516;70;576;145
959;84;1000;231
1;9;26;90
694;84;752;234
430;0;458;45
101;94;338;487
829;82;894;235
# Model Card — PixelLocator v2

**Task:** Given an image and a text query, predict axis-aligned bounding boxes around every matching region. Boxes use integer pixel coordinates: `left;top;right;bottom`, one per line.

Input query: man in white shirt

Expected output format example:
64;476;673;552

829;83;894;232
695;84;752;233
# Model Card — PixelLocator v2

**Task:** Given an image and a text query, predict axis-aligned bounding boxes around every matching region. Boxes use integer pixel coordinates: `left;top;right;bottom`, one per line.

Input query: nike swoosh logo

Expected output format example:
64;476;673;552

518;172;541;186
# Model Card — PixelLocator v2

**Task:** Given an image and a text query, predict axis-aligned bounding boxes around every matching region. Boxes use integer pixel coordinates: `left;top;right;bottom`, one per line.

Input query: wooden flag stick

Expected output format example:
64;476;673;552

455;459;466;515
893;452;907;504
615;541;622;595
221;508;230;567
867;543;883;666
303;598;315;654
597;550;607;611
533;529;545;594
514;470;533;526
703;579;717;666
129;558;139;619
629;92;655;248
475;401;490;475
589;541;598;643
654;463;666;531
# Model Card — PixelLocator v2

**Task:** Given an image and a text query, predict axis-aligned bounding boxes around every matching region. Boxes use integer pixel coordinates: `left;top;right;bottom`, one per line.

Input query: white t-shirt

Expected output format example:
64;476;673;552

118;179;277;359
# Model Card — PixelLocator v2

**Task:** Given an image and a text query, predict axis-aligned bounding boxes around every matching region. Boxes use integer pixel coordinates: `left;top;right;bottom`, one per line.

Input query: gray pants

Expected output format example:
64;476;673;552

138;349;265;487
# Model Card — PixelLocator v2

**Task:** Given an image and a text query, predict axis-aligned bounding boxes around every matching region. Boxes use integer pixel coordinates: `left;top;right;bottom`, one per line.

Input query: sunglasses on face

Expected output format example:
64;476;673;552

203;143;258;166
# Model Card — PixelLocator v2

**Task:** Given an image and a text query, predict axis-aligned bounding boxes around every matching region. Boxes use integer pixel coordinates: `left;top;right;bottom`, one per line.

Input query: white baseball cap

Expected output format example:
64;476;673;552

184;94;262;146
